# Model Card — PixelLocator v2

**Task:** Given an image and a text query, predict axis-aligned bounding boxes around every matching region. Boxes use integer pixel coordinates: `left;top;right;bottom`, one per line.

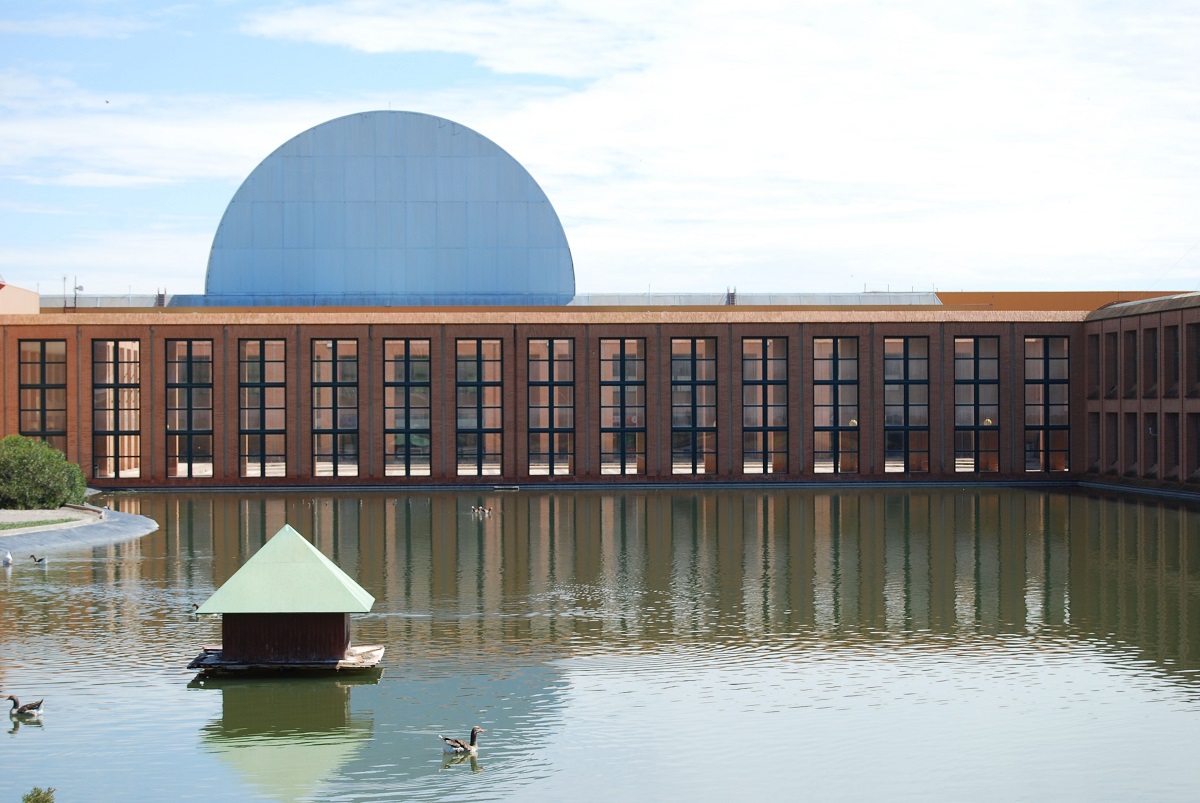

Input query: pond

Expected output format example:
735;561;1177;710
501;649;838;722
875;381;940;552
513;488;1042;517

2;488;1199;801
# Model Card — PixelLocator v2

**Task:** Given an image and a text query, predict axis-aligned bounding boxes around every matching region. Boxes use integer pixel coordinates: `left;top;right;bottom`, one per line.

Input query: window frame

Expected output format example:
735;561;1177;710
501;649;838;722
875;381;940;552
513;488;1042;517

1024;335;1070;472
883;336;930;474
18;339;68;454
92;339;141;479
741;336;787;474
528;338;574;476
813;336;859;473
165;339;214;478
599;338;646;475
456;338;503;476
312;338;359;478
953;336;1000;473
384;338;432;477
670;337;718;475
239;339;287;478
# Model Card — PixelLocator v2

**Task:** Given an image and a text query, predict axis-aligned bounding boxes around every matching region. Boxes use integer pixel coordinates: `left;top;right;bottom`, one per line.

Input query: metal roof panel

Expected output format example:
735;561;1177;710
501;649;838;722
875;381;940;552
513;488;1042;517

196;524;375;614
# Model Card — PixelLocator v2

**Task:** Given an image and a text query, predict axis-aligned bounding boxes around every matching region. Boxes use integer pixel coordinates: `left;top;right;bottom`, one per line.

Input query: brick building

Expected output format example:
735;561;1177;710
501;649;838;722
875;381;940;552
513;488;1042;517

1;111;1193;491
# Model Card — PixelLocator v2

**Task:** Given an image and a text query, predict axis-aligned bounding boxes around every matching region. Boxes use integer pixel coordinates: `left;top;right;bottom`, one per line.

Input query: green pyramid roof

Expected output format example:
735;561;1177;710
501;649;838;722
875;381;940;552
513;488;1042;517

196;524;375;614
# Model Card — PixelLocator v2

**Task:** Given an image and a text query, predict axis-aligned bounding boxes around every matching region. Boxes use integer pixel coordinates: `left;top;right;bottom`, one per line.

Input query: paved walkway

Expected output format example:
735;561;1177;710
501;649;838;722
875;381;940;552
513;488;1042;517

0;504;159;554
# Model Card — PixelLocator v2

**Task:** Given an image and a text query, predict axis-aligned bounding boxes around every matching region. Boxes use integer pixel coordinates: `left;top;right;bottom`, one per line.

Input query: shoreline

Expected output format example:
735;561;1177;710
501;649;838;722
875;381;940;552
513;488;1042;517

0;505;159;553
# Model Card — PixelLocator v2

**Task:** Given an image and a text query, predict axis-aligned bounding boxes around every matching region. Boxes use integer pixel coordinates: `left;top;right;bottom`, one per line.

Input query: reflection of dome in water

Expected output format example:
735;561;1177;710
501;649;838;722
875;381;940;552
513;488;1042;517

203;110;575;306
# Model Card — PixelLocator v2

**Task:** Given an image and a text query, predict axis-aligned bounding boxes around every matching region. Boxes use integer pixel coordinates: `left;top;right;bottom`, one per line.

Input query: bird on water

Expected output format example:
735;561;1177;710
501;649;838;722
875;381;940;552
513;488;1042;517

7;696;45;718
439;726;484;754
2;551;11;566
29;555;47;565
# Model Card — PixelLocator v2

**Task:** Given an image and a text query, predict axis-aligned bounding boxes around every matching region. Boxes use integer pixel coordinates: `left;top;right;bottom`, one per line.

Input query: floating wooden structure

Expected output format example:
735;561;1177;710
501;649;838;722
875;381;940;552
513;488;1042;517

189;524;383;674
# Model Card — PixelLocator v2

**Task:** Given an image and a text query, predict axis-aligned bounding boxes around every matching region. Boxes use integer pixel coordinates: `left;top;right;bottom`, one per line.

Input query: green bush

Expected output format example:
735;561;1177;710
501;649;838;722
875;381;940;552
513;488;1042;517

23;788;56;803
0;435;86;510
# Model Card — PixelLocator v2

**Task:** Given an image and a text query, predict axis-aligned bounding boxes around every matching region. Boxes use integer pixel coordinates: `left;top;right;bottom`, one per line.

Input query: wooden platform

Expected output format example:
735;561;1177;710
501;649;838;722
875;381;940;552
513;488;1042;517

187;644;385;674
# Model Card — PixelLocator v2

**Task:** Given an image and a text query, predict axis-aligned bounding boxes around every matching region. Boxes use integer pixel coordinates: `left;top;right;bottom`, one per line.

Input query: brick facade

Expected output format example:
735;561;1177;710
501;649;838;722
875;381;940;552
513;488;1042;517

2;299;1194;490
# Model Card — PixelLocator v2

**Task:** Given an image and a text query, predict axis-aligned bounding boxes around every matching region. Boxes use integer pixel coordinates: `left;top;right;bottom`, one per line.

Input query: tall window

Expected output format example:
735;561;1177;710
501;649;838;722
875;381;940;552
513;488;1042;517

1025;336;1070;472
312;339;358;477
954;337;999;472
239;340;286;478
814;337;859;473
883;337;929;473
529;338;574;475
92;340;140;478
456;339;502;476
671;337;717;474
384;339;431;476
600;338;645;475
742;337;787;474
166;340;213;477
1143;328;1158;397
18;340;67;453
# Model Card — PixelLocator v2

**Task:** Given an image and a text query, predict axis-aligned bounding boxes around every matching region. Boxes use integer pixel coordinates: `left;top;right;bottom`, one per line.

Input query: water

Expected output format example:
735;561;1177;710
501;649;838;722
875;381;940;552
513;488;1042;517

2;488;1198;802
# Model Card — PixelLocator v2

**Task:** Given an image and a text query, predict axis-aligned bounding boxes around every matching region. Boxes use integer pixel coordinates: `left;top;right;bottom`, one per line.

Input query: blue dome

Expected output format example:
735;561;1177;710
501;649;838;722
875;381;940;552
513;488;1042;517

200;111;574;306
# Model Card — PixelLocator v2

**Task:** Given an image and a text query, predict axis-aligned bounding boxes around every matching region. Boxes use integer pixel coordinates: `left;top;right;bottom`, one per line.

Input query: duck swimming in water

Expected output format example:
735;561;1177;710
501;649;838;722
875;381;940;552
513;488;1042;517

439;726;484;754
7;696;44;719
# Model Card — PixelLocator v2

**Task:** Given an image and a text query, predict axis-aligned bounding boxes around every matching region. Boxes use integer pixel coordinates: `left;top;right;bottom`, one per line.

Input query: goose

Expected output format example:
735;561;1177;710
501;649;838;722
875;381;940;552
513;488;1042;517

439;726;484;754
29;555;47;565
7;696;44;718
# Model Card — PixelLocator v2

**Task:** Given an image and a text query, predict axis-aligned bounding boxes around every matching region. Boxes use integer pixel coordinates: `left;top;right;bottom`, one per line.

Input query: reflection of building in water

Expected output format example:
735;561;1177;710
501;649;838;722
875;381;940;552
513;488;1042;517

124;489;1199;679
195;676;375;802
1069;494;1199;670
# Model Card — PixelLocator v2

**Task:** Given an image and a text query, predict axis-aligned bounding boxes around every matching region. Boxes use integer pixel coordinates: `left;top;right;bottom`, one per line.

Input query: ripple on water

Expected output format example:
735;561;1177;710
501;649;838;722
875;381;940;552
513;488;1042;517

4;488;1200;802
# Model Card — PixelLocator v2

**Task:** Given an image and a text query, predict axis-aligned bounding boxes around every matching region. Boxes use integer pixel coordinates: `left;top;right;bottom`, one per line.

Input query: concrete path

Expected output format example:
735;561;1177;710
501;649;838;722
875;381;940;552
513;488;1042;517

0;504;159;554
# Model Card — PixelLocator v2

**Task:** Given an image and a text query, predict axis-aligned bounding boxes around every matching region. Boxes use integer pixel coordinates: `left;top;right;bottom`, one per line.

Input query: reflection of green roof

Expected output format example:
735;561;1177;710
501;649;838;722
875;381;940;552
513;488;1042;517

196;524;374;614
204;729;369;802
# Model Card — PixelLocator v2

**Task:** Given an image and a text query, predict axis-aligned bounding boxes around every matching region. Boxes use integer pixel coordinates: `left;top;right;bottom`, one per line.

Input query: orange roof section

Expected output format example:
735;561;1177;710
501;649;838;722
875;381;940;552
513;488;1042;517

934;291;1179;311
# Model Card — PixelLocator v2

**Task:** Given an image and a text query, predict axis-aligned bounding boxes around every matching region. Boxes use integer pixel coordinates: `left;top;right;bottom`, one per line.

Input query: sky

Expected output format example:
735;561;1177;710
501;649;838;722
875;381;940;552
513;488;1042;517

2;0;1199;298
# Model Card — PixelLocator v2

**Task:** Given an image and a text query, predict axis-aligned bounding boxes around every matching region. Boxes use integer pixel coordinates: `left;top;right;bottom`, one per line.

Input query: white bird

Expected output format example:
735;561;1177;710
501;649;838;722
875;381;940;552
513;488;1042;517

29;555;46;565
439;726;484;754
2;551;11;566
7;696;44;719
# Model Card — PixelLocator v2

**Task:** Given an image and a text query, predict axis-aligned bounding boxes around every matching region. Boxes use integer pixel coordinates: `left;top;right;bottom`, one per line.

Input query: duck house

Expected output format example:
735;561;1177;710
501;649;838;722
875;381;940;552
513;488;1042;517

189;524;384;674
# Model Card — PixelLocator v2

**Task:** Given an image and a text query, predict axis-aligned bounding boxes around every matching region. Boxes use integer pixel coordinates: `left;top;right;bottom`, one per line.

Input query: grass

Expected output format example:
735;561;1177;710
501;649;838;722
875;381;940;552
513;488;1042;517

0;518;74;531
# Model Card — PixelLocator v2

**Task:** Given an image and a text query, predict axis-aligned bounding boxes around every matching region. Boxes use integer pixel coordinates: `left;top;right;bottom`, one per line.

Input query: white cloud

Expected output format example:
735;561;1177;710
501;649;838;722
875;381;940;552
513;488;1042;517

240;0;665;79
2;1;1200;295
0;226;213;295
0;13;152;38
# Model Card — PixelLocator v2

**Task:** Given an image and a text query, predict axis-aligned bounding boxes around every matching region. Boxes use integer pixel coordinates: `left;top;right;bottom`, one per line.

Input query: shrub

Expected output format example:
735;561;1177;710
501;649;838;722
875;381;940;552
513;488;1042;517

0;435;86;510
23;788;56;803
